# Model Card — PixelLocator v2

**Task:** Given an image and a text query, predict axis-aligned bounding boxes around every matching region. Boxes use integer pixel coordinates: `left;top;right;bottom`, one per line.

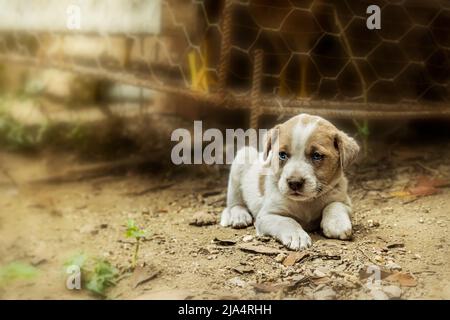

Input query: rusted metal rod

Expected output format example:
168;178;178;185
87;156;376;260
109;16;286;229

217;0;233;97
250;49;263;129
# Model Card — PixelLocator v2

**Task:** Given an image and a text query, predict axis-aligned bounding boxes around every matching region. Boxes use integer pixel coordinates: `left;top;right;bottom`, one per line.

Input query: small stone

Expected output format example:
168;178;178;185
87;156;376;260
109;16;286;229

313;269;327;278
242;235;254;242
385;261;402;271
413;254;421;260
274;253;287;263
313;287;336;300
228;277;246;288
383;285;402;299
367;220;380;228
419;217;424;224
370;289;389;300
374;255;383;262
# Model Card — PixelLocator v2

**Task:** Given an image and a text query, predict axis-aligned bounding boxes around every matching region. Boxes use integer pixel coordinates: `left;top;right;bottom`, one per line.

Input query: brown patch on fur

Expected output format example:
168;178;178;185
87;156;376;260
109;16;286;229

335;131;360;168
263;114;358;187
264;114;317;162
305;120;341;187
258;173;265;196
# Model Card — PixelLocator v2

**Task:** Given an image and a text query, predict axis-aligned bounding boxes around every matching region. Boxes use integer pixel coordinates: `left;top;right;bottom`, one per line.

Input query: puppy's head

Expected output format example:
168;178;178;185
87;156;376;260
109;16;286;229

263;114;359;201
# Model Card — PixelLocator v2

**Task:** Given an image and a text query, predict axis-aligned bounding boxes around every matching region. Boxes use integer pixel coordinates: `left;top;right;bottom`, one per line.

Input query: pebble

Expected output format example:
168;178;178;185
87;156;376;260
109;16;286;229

274;253;287;263
313;269;327;278
313;287;336;300
374;255;383;262
242;235;254;242
370;289;389;300
367;220;380;228
385;261;402;271
383;285;402;299
228;277;246;288
419;217;424;224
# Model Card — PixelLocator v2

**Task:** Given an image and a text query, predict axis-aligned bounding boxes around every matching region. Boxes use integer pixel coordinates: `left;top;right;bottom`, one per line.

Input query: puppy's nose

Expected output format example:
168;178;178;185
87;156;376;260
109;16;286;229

288;179;305;192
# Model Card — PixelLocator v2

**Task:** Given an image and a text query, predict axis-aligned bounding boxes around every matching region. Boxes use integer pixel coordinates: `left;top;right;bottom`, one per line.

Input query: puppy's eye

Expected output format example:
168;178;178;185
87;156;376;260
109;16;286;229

311;152;324;162
278;151;289;161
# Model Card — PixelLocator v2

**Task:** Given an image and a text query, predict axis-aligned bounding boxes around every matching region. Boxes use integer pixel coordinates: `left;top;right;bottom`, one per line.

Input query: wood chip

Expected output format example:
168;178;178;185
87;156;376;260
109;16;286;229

282;252;309;266
237;244;285;255
213;237;236;246
201;189;223;198
386;243;405;249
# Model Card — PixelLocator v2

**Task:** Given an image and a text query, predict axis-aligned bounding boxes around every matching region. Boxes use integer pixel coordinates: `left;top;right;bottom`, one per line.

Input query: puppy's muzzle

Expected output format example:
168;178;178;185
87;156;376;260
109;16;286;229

287;178;305;192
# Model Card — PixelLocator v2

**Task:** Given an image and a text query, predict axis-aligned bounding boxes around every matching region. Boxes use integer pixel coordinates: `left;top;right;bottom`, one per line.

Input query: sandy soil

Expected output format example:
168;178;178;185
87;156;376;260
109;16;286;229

0;141;449;300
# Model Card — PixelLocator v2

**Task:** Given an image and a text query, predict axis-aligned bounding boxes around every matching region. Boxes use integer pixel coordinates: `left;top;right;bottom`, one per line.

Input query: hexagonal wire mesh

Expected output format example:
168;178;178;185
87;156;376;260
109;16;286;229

0;0;449;126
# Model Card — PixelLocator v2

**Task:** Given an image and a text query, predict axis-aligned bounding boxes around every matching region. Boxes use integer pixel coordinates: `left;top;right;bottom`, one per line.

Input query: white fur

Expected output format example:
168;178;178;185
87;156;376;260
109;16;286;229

221;115;354;250
321;202;352;240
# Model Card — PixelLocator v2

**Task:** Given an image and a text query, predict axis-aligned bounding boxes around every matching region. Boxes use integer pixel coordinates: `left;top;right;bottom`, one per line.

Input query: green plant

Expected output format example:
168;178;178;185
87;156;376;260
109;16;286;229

353;119;370;157
124;219;148;269
0;262;38;287
0;95;50;150
64;253;118;297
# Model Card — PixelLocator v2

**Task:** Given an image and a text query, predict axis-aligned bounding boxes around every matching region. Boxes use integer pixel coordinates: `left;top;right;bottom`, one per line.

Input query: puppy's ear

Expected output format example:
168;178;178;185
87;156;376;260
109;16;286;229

334;131;360;169
263;125;280;161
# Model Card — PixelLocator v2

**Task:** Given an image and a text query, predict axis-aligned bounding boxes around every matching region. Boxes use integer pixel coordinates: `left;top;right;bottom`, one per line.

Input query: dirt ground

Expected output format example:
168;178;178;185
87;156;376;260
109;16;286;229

0;139;449;300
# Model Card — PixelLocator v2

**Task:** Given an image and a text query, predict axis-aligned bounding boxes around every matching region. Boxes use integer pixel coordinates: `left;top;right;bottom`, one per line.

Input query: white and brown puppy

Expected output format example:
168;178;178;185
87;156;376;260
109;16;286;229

220;114;359;250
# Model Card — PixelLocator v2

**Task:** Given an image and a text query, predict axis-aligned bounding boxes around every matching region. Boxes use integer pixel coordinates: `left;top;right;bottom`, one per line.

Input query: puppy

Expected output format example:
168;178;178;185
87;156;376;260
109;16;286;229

220;114;359;250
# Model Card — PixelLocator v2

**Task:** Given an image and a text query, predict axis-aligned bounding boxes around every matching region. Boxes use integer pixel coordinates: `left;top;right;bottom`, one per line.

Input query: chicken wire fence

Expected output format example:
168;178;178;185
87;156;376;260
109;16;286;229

0;0;450;127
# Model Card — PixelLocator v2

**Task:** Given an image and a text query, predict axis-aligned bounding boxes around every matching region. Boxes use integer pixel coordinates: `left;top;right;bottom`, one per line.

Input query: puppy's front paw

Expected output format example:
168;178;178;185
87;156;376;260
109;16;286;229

321;217;352;240
220;206;253;229
279;227;312;250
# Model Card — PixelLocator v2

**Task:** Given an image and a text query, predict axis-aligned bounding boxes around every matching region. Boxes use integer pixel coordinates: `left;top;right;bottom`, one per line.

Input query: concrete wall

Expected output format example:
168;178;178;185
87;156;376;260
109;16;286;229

0;0;161;34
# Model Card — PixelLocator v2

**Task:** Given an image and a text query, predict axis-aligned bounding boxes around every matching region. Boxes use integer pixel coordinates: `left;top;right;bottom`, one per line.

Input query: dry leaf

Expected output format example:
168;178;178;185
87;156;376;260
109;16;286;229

282;252;309;266
408;176;448;197
213;237;236;246
385;272;417;287
408;185;439;197
238;244;285;256
386;242;405;249
416;176;448;188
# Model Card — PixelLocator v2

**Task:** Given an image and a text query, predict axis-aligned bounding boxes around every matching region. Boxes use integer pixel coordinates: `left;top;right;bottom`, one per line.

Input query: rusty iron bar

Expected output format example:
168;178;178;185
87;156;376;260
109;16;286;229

250;49;263;129
217;0;233;98
260;105;450;120
1;53;450;120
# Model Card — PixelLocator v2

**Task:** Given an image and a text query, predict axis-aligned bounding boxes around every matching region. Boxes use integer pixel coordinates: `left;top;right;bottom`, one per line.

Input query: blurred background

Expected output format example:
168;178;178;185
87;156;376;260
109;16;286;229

1;0;449;154
0;0;449;300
